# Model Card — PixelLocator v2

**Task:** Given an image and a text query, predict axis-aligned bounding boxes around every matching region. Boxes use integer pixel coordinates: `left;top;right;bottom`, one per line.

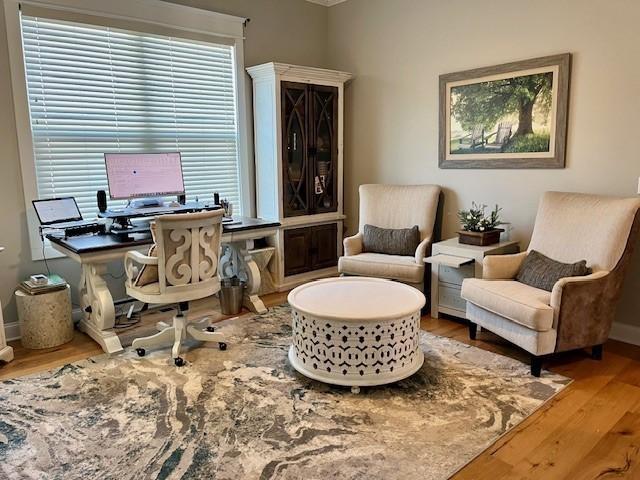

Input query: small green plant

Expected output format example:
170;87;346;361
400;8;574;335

458;202;503;232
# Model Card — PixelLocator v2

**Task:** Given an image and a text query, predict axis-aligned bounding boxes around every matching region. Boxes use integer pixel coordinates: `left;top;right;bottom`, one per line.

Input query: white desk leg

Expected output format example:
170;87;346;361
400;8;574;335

219;240;267;314
79;263;123;354
0;303;13;363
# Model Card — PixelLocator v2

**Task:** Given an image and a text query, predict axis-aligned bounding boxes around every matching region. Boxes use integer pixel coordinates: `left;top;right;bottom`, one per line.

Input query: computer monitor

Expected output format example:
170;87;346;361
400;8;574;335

104;152;185;200
33;197;83;225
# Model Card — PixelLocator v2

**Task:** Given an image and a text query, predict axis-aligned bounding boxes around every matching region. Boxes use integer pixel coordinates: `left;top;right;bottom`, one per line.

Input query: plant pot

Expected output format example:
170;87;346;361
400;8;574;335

457;228;504;246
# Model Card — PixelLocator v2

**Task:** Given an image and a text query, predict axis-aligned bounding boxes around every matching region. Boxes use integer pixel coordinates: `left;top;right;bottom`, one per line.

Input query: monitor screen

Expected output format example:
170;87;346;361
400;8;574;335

33;197;83;225
105;152;185;200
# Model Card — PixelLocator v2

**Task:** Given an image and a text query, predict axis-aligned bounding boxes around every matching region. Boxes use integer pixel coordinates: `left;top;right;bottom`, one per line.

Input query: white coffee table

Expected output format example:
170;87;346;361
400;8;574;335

288;277;426;393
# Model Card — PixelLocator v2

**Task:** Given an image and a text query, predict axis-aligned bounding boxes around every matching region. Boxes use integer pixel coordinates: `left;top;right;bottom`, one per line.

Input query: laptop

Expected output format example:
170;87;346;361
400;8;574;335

32;197;98;228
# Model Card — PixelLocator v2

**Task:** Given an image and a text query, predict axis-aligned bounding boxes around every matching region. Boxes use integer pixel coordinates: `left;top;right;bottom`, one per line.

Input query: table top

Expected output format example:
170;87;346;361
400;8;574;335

288;277;425;322
433;237;518;252
47;216;280;255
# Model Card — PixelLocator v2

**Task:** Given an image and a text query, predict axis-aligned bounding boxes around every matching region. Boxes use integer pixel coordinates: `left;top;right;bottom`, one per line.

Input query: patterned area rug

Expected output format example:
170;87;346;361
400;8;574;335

0;306;569;480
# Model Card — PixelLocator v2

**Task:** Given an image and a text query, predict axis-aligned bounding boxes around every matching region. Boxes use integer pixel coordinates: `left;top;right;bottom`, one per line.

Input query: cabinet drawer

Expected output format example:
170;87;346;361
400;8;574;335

438;284;466;311
439;263;474;286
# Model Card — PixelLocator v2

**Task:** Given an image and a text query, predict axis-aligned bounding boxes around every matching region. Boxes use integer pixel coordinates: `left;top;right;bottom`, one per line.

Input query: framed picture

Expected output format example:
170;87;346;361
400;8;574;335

439;53;571;169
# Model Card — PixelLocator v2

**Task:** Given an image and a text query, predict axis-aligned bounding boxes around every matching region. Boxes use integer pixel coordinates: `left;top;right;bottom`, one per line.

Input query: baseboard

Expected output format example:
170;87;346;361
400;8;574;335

609;321;640;347
5;321;21;342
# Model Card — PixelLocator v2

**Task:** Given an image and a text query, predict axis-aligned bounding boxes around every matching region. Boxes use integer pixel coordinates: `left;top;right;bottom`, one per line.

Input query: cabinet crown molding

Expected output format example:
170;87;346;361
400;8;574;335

247;62;353;84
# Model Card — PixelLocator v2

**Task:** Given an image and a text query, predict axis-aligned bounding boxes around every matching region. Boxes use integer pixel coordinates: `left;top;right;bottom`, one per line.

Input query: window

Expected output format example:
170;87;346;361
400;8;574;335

20;15;242;218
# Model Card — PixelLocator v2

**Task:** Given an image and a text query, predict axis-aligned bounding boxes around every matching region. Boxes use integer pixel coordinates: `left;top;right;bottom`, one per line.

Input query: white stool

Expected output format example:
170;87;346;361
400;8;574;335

16;286;73;349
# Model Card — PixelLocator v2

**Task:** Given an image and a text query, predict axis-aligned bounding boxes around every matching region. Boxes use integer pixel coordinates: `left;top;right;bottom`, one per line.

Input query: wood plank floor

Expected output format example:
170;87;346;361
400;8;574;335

1;291;639;479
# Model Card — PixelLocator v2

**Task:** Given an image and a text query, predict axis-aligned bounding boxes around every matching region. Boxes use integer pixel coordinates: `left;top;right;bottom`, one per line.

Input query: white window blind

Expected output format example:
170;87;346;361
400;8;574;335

21;15;241;218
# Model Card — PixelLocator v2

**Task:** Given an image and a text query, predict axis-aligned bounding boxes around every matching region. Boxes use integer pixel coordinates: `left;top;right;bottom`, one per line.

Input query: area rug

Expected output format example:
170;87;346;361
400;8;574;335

0;305;569;480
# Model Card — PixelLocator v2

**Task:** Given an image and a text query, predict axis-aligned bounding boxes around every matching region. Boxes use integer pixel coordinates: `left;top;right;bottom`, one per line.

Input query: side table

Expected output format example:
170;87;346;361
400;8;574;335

426;238;519;319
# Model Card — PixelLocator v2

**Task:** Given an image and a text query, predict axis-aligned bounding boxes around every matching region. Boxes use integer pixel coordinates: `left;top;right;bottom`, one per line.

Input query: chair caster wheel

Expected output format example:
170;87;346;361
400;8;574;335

174;357;185;367
206;326;215;332
218;342;227;351
136;348;146;357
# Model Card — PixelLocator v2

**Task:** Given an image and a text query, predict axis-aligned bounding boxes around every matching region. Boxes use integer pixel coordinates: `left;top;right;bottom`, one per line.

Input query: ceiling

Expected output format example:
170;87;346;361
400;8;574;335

304;0;349;6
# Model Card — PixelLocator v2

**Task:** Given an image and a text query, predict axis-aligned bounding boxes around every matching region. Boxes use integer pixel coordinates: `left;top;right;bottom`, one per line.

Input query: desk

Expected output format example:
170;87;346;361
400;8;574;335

48;217;280;354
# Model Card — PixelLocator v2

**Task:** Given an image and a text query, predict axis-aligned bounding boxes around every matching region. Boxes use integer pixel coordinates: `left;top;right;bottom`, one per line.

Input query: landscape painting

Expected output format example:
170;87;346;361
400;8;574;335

439;54;570;169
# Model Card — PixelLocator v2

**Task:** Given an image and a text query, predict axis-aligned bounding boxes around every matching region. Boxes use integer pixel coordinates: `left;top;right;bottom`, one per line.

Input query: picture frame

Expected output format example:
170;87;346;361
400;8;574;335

439;53;571;169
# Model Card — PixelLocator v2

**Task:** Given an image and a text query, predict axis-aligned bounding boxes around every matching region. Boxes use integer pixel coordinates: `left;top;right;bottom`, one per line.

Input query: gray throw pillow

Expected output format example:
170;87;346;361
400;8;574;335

516;250;591;292
362;224;420;256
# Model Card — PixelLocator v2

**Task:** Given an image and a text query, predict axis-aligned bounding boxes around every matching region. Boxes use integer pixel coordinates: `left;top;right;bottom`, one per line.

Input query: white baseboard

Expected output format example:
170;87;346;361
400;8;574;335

5;321;21;342
609;321;640;347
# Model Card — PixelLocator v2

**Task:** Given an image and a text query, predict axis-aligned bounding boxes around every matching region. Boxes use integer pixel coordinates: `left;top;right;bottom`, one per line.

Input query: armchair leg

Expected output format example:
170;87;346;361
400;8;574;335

592;344;603;360
468;322;477;340
531;355;542;377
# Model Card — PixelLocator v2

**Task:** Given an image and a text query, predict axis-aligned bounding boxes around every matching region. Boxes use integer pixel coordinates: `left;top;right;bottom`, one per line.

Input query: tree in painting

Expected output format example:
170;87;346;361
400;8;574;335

450;71;554;154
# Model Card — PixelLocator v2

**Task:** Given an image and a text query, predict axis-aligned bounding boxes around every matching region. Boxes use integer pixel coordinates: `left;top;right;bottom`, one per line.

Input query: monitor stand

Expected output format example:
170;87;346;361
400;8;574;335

129;197;164;209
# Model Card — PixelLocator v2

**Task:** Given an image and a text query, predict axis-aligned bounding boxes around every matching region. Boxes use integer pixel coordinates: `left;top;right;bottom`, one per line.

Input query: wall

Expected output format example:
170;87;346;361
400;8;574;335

327;0;640;328
0;0;328;333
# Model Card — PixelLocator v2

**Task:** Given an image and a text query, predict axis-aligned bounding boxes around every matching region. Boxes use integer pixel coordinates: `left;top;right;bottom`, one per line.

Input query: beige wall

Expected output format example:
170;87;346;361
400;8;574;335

0;0;327;328
327;0;640;326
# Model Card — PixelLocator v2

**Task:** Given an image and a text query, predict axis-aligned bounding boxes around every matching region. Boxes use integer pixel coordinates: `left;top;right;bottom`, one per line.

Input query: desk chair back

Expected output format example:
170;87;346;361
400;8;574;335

154;209;224;300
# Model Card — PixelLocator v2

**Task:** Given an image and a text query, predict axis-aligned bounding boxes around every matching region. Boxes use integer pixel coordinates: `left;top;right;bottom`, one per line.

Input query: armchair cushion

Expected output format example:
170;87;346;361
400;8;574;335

516;250;590;292
338;253;424;283
362;224;420;256
461;278;554;332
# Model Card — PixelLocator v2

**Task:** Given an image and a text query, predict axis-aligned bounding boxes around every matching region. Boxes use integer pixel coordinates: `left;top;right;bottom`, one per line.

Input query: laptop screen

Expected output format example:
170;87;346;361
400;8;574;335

33;197;83;225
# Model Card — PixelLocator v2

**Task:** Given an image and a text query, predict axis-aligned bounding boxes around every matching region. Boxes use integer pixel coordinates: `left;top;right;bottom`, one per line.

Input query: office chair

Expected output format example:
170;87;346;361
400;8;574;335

124;210;226;366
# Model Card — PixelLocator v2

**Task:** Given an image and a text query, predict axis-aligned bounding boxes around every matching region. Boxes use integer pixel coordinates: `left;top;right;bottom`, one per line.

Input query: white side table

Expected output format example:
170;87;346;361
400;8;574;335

426;238;519;319
0;247;14;363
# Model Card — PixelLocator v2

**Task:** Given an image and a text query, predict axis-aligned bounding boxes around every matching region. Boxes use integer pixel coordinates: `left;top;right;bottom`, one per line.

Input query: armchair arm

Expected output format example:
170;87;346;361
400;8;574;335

550;270;609;310
343;233;363;256
482;252;527;280
124;250;158;284
549;270;613;352
414;236;432;264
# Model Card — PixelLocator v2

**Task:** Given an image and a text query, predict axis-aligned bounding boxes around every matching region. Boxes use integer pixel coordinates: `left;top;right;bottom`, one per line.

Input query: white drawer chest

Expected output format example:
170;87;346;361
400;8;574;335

426;238;519;319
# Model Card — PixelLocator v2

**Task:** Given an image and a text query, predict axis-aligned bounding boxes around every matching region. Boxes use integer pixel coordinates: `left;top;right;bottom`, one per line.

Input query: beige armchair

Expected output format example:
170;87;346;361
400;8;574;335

461;192;640;376
338;184;441;292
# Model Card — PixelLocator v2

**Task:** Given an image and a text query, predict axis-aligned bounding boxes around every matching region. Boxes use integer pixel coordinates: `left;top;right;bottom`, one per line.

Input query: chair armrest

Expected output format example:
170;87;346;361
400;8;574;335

482;252;527;279
414;237;432;264
343;233;363;256
550;270;610;310
124;250;158;283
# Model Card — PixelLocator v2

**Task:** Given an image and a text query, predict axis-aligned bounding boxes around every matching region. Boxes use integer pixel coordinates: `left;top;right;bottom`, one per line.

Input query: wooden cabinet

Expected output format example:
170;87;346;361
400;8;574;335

283;223;338;277
282;82;339;217
248;63;352;290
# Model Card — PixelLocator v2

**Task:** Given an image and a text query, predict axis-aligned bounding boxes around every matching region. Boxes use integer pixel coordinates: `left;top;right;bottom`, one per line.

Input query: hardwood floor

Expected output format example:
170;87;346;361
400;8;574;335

1;291;639;479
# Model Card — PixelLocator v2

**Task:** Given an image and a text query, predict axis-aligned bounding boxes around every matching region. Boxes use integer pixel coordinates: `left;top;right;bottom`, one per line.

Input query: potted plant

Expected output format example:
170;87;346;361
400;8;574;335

457;202;504;246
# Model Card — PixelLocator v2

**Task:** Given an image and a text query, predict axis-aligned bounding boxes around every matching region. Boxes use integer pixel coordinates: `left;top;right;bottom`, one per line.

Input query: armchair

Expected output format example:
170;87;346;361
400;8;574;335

338;184;441;291
461;192;640;376
125;209;227;366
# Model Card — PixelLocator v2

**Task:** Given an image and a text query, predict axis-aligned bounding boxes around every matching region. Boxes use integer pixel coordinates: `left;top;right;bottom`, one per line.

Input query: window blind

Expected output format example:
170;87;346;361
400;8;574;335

21;15;241;218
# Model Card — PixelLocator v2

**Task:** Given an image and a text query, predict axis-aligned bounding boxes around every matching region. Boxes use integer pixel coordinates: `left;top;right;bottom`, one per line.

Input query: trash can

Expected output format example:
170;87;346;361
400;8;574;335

219;278;245;315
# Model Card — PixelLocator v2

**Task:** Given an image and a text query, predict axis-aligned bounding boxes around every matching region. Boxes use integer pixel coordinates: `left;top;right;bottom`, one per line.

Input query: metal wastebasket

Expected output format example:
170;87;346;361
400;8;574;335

220;278;245;315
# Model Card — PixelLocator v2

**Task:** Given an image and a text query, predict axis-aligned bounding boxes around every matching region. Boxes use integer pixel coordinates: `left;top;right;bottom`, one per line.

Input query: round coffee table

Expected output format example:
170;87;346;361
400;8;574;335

288;277;426;393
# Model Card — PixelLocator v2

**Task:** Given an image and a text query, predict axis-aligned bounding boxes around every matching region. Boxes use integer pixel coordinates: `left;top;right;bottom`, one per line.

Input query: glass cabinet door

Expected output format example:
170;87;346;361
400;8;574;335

282;82;309;217
310;85;338;213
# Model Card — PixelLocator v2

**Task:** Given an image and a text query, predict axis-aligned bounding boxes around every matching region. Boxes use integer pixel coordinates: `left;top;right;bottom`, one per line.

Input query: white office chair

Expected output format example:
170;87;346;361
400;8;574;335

124;210;226;366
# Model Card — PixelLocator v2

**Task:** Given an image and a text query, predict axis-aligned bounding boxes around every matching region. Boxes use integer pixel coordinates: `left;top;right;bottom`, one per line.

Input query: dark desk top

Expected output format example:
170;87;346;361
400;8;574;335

47;216;280;255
